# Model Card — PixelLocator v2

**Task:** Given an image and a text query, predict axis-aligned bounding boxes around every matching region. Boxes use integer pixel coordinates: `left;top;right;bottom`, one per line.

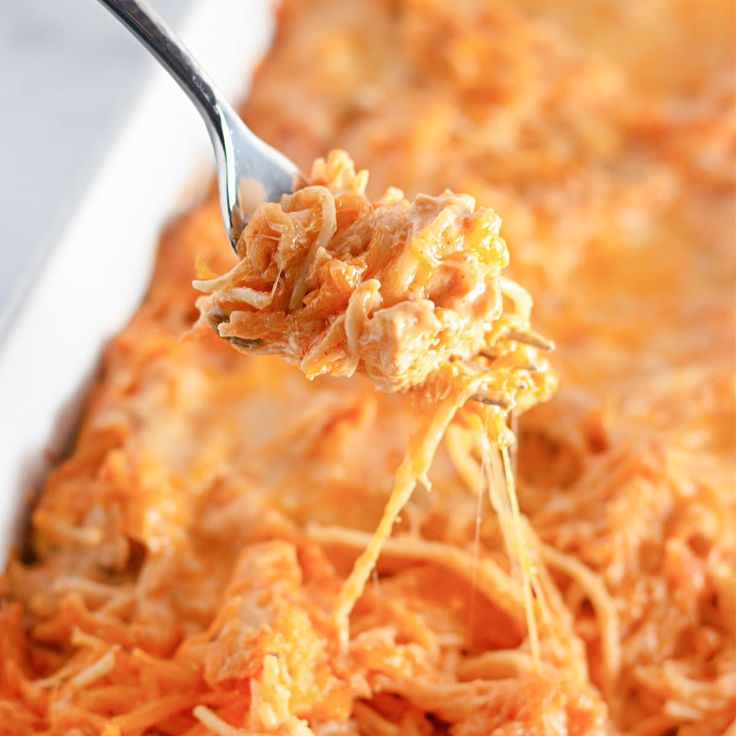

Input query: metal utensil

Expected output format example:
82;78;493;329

97;0;300;251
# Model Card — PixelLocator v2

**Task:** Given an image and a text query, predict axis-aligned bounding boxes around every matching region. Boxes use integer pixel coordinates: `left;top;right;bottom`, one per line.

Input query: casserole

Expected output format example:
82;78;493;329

1;1;733;733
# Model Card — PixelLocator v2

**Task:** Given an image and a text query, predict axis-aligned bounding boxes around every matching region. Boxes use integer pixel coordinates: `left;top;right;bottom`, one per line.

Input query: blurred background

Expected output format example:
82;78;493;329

0;0;191;328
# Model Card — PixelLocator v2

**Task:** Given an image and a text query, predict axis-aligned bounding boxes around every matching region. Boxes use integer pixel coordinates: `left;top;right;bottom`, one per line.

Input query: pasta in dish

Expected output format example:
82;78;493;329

0;0;733;734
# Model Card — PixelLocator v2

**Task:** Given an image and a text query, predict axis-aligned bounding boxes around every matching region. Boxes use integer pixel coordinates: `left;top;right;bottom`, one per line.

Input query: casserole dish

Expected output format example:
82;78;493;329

0;0;275;562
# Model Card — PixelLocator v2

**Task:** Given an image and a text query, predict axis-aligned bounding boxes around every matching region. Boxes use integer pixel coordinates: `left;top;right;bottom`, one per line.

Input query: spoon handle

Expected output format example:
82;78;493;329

97;0;299;250
97;0;231;132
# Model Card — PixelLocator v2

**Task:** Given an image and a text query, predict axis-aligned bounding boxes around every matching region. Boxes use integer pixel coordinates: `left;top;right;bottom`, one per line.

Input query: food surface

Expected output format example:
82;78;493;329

1;1;734;735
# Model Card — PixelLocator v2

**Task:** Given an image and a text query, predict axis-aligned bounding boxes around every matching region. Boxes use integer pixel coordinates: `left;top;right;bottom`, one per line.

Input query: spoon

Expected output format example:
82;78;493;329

97;0;300;251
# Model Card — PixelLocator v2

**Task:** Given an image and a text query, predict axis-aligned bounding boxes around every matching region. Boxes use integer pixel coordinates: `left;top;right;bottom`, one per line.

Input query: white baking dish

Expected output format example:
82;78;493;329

0;0;275;562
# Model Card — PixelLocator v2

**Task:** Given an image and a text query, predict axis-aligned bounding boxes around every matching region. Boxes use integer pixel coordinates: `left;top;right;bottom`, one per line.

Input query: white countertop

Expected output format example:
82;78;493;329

0;0;192;332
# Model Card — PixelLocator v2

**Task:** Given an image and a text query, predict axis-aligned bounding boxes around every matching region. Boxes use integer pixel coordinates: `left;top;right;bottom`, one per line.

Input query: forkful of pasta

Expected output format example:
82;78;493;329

194;150;556;429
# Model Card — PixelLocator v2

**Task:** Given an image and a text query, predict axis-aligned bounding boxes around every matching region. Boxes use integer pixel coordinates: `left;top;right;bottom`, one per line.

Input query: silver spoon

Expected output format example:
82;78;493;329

97;0;300;251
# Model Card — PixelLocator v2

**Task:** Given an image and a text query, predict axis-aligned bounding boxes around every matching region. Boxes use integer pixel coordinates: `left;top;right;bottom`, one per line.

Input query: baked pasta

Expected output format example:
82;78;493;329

0;0;733;735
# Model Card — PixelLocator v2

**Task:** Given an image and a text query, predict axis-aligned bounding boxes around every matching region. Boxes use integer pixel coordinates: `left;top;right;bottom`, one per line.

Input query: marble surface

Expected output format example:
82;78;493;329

0;0;192;326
